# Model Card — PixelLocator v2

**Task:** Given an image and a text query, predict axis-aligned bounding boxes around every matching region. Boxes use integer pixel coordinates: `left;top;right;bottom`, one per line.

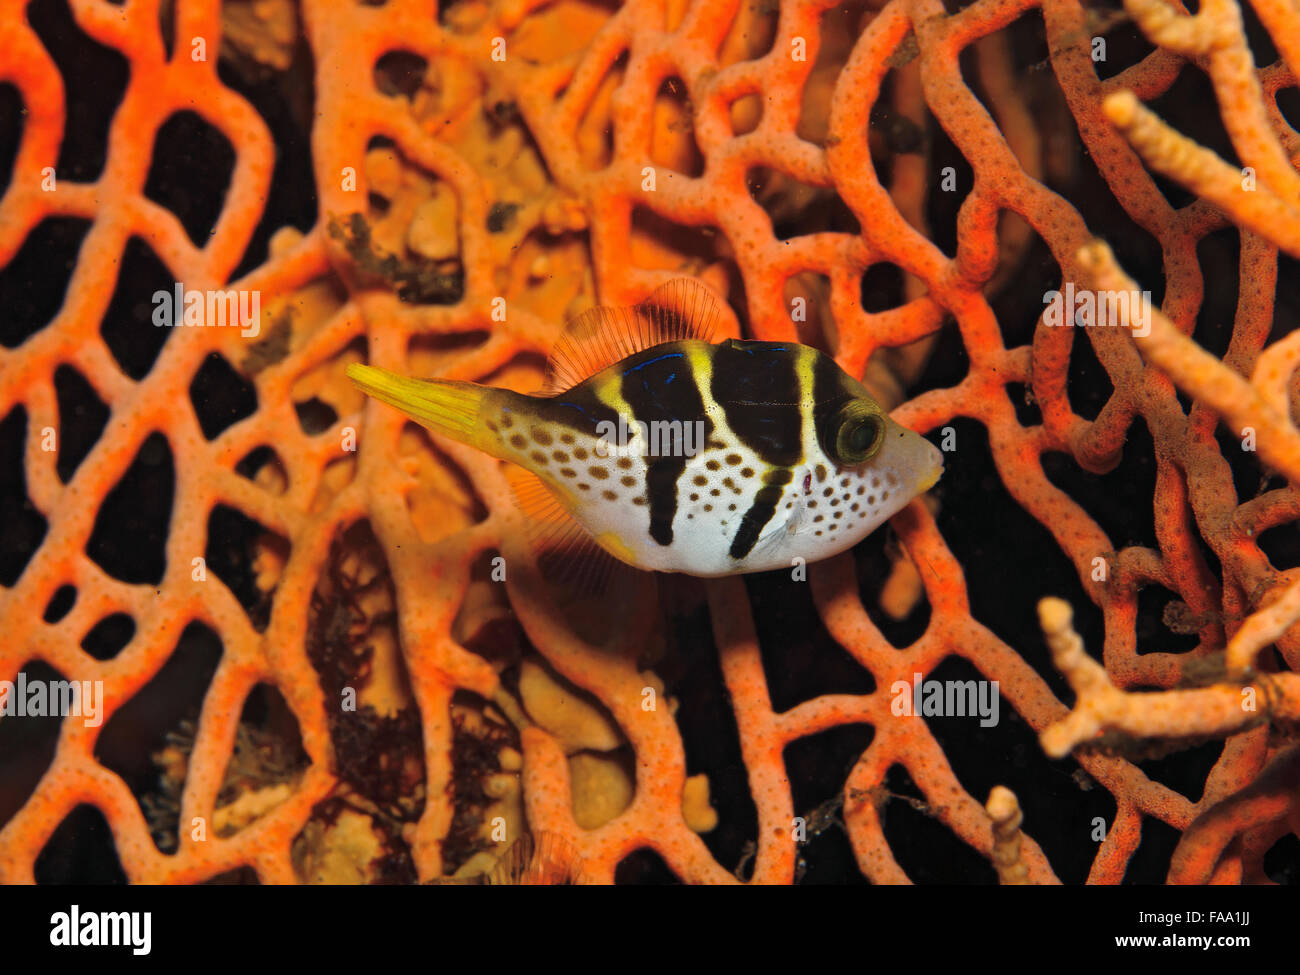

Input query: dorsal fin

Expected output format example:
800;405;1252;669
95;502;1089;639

541;278;723;394
503;464;631;594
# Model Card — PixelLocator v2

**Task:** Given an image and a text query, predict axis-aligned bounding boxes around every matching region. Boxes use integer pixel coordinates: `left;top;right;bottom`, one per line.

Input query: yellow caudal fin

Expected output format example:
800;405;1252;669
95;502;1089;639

346;364;486;445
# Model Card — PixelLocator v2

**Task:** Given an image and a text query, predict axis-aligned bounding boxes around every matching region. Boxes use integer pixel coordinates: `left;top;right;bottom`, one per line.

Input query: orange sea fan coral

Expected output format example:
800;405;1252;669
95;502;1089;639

0;0;1298;885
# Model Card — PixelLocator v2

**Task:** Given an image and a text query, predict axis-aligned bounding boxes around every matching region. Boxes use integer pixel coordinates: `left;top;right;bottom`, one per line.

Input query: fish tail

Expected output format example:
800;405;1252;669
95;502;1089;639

346;364;492;448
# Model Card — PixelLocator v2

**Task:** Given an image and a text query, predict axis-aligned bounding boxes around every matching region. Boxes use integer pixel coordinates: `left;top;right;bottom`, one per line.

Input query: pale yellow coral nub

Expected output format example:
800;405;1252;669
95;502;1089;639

1101;90;1138;128
986;786;1029;885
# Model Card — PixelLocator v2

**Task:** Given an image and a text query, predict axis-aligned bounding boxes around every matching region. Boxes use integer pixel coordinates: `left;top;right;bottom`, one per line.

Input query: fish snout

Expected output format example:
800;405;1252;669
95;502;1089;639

916;439;944;492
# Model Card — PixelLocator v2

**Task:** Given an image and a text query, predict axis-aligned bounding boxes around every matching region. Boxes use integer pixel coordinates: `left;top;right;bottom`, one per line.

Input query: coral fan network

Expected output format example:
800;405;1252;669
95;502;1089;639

0;0;1298;885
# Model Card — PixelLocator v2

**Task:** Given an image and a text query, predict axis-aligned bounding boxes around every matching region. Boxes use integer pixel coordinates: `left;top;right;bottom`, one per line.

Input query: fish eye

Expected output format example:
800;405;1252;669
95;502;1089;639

830;401;885;465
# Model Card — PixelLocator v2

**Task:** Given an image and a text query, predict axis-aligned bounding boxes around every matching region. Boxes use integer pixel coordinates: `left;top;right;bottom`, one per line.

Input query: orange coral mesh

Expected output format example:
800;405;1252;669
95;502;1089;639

1;0;1299;884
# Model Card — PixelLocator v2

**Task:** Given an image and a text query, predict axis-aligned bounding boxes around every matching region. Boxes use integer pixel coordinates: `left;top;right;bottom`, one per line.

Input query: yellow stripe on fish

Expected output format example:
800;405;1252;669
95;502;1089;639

346;279;943;578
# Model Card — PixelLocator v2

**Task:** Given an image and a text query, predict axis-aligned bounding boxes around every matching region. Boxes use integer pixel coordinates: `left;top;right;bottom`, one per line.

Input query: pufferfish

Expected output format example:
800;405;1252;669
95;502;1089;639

346;279;943;578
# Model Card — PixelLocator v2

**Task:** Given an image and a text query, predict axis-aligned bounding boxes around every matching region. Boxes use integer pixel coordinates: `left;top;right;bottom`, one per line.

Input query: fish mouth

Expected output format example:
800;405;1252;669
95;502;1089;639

918;463;942;492
916;445;944;492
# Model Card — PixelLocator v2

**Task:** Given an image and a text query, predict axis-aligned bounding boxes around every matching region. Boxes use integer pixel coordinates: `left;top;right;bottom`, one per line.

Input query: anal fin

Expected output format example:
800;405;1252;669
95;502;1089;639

503;464;635;595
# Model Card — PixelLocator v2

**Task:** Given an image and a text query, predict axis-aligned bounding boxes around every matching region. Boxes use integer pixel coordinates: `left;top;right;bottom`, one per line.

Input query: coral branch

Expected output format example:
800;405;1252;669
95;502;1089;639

1038;597;1299;757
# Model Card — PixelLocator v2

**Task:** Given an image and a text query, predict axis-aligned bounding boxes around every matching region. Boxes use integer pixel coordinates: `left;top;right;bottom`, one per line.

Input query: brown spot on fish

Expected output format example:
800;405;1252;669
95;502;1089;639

531;427;553;446
589;467;609;480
